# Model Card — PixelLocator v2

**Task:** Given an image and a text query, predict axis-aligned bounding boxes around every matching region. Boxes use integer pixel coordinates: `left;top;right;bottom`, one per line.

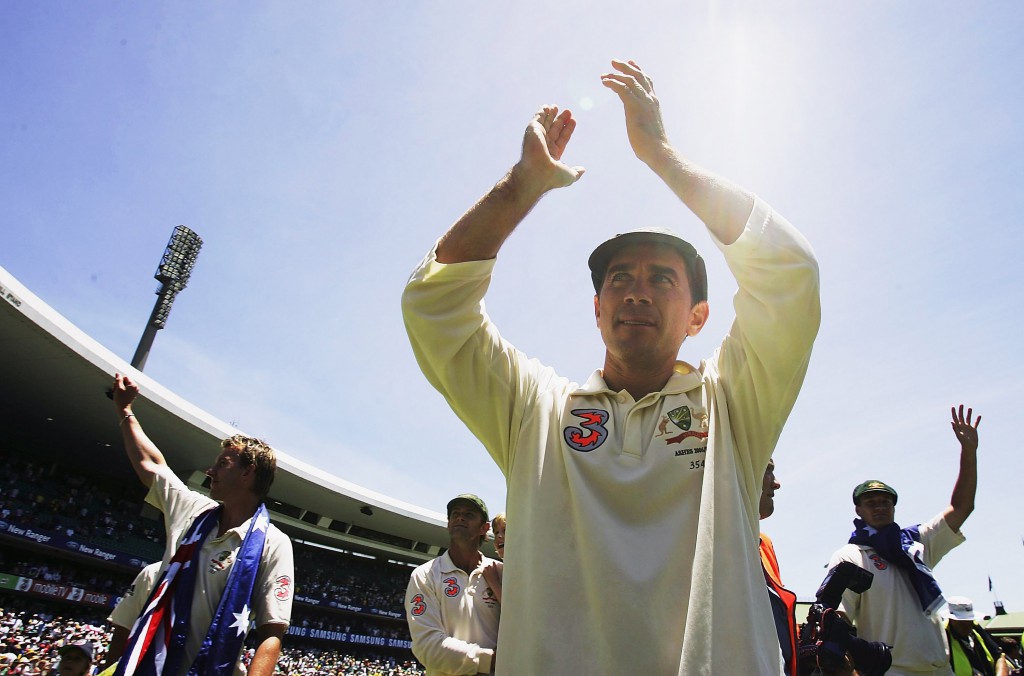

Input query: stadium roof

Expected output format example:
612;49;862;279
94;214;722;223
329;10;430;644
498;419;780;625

0;263;459;564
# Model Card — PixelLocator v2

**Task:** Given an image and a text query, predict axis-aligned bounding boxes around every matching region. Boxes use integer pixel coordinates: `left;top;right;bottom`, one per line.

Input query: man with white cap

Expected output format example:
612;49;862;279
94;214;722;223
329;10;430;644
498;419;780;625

828;406;982;676
944;596;1007;676
402;58;820;673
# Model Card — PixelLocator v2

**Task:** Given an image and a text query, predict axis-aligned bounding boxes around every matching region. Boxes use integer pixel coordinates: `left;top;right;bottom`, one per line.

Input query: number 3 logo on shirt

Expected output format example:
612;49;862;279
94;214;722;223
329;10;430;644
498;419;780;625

563;409;609;452
410;594;426;616
443;576;461;597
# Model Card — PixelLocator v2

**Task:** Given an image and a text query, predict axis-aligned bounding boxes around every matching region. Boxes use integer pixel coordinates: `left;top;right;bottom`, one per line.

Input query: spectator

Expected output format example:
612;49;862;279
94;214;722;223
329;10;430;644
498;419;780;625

489;514;505;562
828;406;982;676
54;642;93;676
997;637;1022;675
481;513;505;604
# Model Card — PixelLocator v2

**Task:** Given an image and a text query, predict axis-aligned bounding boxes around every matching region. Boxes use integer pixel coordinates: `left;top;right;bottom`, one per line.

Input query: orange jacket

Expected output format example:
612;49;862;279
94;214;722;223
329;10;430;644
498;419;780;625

760;533;799;676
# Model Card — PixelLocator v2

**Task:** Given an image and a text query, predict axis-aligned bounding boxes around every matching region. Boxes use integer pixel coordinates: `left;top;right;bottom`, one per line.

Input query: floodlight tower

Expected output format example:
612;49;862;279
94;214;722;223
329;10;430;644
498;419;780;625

130;225;203;371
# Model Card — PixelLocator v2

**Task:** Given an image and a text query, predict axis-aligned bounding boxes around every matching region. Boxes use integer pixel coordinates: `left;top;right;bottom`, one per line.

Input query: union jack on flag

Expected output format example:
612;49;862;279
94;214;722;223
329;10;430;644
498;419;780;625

115;506;219;676
115;504;269;676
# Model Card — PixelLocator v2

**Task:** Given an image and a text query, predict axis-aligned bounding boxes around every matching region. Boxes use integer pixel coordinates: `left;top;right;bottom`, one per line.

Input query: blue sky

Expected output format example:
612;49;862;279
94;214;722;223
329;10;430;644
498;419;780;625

3;2;1022;611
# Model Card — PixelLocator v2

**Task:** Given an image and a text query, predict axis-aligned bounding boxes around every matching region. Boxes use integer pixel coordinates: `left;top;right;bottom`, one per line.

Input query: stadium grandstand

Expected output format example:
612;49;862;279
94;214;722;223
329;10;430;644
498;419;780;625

0;264;491;673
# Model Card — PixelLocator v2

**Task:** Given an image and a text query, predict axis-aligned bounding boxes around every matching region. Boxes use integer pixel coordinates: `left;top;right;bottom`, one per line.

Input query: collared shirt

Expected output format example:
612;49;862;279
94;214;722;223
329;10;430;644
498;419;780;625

830;512;965;674
403;196;820;675
406;552;500;676
108;562;162;629
147;464;294;676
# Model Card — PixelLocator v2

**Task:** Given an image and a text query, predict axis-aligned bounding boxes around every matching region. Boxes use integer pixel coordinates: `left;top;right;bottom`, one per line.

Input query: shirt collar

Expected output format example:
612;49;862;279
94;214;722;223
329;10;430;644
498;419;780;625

439;551;490;575
211;510;263;542
572;360;703;397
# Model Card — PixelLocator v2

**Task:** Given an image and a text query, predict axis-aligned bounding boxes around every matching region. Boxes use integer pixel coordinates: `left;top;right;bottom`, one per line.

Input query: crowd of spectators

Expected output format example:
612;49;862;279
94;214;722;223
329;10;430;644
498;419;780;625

0;600;111;674
0;552;137;598
1;547;414;644
294;546;409;615
250;645;423;675
0;451;164;557
0;601;422;675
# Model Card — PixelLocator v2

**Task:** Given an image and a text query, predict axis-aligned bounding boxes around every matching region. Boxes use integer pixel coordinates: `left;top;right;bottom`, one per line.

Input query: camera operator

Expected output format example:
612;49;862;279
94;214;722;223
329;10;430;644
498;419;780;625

800;562;893;676
827;406;982;676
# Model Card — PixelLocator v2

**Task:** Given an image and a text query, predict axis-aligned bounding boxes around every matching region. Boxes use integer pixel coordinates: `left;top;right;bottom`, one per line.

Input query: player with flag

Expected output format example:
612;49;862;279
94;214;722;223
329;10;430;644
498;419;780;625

110;373;294;676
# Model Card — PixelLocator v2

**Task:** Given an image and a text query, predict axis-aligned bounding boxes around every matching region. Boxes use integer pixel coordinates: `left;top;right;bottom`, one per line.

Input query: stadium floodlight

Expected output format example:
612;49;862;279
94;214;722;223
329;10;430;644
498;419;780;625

130;226;203;371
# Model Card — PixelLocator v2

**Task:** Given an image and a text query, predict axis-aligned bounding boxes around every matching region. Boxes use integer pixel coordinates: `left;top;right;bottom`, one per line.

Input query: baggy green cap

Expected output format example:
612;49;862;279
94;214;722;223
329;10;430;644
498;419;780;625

852;480;898;505
446;493;488;521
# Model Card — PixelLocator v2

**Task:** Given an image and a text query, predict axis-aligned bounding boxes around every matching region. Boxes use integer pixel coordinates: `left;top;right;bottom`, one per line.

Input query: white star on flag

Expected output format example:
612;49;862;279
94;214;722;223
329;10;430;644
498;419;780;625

254;512;270;532
230;603;251;637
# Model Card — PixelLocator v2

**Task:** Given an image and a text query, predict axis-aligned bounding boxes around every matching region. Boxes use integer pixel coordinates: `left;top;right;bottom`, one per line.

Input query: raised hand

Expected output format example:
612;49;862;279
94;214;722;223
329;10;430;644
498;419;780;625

600;59;669;164
945;404;981;531
950;404;980;453
112;373;140;412
517;105;585;194
432;106;583;264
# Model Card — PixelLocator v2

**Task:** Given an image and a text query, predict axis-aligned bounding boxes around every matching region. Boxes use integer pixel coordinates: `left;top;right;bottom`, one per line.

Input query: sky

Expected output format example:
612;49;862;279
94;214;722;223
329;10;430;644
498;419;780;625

3;2;1022;612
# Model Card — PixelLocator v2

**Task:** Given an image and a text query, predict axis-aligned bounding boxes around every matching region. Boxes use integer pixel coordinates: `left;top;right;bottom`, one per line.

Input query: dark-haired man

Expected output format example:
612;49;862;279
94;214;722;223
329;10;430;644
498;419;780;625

111;373;294;676
405;494;500;675
402;59;820;673
759;459;798;676
828;406;982;676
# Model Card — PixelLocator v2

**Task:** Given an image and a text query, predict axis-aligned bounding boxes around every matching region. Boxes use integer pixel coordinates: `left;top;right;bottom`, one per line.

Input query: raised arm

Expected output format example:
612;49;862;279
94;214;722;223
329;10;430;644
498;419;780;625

600;59;754;245
111;373;167;488
435;106;585;264
943;404;981;533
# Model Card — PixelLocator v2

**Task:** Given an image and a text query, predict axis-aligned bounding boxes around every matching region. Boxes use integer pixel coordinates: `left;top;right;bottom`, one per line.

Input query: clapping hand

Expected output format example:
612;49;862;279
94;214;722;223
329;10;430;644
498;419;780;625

517;105;585;194
600;59;669;165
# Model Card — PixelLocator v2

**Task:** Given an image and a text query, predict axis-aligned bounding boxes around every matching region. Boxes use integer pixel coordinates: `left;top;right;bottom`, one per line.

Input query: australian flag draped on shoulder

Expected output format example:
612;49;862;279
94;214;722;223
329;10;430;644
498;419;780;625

115;503;270;676
849;518;943;614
